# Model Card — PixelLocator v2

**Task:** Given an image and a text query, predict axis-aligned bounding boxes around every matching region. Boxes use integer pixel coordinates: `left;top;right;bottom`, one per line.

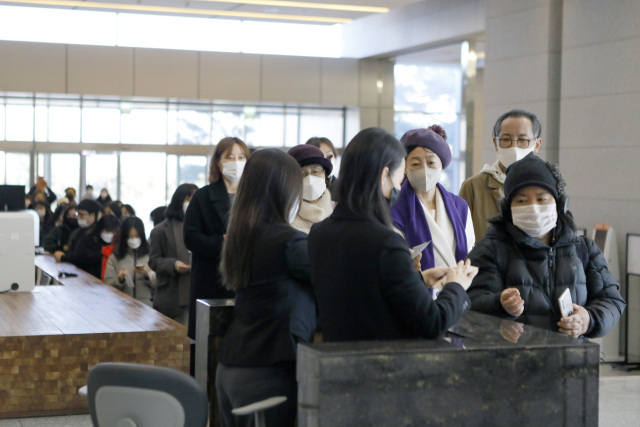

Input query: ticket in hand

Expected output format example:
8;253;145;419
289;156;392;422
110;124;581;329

411;241;431;260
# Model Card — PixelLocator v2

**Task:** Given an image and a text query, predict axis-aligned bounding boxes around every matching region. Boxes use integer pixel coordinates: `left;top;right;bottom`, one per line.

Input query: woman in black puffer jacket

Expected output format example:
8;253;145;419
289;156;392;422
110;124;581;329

467;153;625;338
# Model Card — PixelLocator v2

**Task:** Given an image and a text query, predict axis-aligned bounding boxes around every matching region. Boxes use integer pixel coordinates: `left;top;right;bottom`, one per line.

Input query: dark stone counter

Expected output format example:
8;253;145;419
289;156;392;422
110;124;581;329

297;311;599;427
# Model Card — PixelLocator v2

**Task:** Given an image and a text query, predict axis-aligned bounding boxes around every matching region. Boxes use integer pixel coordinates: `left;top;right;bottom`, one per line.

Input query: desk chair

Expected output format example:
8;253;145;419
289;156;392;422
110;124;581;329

86;362;208;427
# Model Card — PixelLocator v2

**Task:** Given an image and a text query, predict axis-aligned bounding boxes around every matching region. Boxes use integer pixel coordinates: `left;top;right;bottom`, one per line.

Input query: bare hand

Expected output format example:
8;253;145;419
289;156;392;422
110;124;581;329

134;265;149;276
422;266;449;289
175;261;191;274
558;304;590;337
410;249;423;273
118;268;127;281
54;251;65;262
501;288;525;317
500;320;524;343
444;259;479;291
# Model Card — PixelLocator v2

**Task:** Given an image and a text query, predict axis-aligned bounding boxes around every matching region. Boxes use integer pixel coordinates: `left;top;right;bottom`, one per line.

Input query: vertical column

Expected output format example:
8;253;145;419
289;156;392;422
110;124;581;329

358;58;395;133
482;0;563;165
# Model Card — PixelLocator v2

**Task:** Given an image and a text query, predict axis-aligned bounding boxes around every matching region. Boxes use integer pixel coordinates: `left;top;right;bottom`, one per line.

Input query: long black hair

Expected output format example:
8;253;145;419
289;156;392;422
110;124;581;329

166;184;198;222
220;149;302;291
113;217;150;260
91;214;121;240
337;127;406;227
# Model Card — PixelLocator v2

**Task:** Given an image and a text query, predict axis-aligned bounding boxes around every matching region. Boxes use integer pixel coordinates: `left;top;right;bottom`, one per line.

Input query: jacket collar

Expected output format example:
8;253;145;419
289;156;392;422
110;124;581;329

485;221;577;249
331;203;377;223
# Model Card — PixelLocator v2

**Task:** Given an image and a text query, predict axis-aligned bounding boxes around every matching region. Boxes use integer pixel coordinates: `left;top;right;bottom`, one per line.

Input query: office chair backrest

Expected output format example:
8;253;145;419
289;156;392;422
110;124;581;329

87;363;209;427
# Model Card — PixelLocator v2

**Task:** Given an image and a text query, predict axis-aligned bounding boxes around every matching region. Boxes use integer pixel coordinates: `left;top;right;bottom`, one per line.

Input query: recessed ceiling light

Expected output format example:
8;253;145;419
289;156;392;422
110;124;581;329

0;0;354;23
195;0;389;13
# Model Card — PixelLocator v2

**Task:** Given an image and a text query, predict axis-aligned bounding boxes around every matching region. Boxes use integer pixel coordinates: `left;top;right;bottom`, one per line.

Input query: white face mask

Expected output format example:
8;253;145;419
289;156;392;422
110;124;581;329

100;191;108;198
128;238;142;249
511;203;558;238
101;232;114;244
288;198;300;224
78;218;89;228
183;202;190;214
406;167;442;192
302;175;326;202
86;189;93;196
498;146;535;169
221;160;246;182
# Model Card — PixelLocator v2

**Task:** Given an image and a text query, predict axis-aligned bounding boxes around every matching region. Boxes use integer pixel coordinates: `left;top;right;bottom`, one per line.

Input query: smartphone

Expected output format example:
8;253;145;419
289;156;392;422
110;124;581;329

558;288;574;318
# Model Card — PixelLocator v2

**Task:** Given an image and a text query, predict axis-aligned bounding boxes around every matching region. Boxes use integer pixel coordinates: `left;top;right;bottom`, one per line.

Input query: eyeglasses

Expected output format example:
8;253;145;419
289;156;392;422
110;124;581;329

497;138;537;149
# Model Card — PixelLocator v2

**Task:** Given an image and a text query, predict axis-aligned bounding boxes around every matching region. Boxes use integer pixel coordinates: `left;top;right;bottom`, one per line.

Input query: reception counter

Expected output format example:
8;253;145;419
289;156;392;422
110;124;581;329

0;255;189;418
298;311;599;427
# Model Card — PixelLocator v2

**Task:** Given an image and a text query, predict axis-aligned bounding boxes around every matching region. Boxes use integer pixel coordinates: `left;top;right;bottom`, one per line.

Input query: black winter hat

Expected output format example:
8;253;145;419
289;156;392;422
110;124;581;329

504;152;559;203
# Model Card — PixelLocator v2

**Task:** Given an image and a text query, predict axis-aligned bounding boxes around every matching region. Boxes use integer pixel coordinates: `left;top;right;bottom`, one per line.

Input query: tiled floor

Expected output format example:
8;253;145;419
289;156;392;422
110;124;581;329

1;365;639;426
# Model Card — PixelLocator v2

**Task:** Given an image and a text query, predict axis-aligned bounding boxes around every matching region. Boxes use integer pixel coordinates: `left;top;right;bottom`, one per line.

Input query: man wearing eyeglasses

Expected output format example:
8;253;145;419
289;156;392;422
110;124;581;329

459;109;543;242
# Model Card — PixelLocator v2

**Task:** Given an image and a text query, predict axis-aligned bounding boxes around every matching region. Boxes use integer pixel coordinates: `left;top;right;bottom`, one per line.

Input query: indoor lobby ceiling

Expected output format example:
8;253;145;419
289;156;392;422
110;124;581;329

0;0;420;23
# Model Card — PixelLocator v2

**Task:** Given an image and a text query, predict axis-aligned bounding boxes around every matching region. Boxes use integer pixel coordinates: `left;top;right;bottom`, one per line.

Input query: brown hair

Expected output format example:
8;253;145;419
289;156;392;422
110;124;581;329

305;137;338;159
208;137;250;183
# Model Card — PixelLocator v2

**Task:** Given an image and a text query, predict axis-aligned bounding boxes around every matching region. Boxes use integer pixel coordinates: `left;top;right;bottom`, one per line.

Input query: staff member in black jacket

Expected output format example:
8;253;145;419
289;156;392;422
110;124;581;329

43;204;78;254
216;149;314;427
309;127;477;343
467;153;625;338
184;137;250;340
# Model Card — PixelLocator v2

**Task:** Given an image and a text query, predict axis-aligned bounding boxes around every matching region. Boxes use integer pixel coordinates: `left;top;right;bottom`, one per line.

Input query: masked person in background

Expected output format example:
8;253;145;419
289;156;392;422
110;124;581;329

305;137;339;202
31;201;53;246
43;204;78;254
459;110;543;242
467;153;625;338
149;183;198;326
391;125;475;298
96;188;112;206
55;199;104;264
184;137;250;367
104;217;156;307
73;215;121;279
82;185;94;200
29;177;57;206
287;145;334;234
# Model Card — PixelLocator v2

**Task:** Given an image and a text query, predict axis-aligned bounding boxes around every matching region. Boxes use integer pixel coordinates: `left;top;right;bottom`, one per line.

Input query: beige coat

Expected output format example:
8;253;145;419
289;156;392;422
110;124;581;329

291;189;334;234
458;172;504;243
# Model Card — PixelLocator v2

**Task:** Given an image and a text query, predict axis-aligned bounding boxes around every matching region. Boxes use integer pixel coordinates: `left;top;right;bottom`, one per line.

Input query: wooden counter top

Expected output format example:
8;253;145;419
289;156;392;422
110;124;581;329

0;254;190;418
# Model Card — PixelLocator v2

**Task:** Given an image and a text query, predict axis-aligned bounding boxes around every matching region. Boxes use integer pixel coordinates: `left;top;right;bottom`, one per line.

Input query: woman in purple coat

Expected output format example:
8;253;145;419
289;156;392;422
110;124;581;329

391;125;475;296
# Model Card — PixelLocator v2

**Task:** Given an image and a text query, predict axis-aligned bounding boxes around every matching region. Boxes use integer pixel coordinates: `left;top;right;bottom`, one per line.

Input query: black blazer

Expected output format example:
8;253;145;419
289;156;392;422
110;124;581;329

183;179;235;338
308;204;470;342
218;223;316;367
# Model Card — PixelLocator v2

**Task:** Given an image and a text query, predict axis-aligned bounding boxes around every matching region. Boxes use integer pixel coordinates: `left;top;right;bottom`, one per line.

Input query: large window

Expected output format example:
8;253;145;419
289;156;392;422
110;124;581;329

0;93;358;235
394;44;466;192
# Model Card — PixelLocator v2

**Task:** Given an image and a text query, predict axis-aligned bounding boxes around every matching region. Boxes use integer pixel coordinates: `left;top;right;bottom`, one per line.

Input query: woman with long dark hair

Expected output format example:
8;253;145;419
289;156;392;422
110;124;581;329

308;128;477;343
183;137;250;341
306;136;339;201
74;214;121;279
216;149;314;427
467;153;625;338
148;183;198;325
104;217;156;306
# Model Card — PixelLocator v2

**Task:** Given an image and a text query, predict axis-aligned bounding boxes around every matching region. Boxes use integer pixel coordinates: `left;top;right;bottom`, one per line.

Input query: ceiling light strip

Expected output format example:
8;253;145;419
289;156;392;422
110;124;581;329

0;0;353;23
195;0;388;13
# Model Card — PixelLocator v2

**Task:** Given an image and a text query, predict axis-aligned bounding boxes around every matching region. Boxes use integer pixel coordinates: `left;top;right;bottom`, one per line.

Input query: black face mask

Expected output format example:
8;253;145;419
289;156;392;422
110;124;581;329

386;175;401;208
65;217;79;230
65;193;75;200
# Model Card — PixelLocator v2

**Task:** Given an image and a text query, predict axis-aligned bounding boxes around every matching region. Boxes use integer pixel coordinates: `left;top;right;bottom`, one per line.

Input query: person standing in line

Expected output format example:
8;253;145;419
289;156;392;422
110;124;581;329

29;177;57;206
308;127;477;343
149;183;198;326
121;204;136;218
391;125;475;296
82;185;94;200
96;188;113;206
306;137;339;201
459;109;543;242
73;214;121;279
43;204;78;254
104;217;156;307
54;199;104;264
216;149;315;427
287;145;334;234
184;136;250;373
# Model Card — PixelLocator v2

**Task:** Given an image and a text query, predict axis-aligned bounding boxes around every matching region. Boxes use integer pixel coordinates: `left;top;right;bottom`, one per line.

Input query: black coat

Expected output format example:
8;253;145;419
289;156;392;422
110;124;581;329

467;221;626;338
42;223;74;253
60;226;91;264
218;223;316;367
308;204;470;342
183;179;235;338
74;232;109;279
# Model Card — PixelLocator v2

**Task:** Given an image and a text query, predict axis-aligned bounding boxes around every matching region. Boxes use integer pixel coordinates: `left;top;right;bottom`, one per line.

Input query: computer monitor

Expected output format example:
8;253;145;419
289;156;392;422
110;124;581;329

0;212;35;292
0;185;26;211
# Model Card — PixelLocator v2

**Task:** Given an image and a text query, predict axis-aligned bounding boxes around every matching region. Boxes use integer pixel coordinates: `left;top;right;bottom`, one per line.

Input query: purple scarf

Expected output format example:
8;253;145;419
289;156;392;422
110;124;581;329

391;181;469;270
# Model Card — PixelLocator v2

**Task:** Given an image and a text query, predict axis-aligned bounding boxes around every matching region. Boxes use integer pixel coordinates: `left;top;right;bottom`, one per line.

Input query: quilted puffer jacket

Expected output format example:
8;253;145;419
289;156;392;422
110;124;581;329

467;221;625;338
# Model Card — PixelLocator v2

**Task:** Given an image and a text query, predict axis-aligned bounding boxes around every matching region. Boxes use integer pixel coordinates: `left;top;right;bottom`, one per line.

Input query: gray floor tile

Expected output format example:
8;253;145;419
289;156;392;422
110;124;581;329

0;420;22;427
600;377;640;427
18;415;92;427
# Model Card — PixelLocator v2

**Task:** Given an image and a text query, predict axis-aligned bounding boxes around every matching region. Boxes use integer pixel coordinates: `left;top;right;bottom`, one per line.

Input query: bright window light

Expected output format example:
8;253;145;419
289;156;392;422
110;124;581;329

0;6;116;46
117;14;242;52
241;21;341;57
